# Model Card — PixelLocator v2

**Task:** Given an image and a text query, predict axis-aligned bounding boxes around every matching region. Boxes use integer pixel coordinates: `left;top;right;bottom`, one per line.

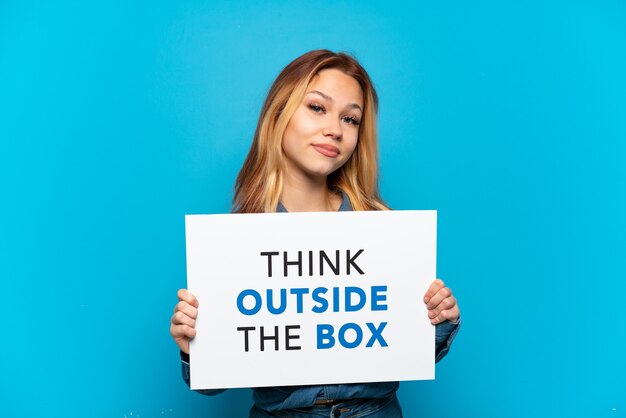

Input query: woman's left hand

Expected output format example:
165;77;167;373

423;278;460;325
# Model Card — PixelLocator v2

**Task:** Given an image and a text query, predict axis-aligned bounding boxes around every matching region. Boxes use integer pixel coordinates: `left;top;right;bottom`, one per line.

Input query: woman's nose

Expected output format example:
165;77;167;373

322;118;343;140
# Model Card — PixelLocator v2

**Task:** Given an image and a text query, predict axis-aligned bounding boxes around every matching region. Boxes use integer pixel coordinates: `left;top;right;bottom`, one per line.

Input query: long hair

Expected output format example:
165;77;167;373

233;49;387;213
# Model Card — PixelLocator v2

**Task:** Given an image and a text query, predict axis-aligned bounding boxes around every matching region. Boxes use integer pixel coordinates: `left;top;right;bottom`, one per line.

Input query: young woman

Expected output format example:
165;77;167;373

170;50;461;418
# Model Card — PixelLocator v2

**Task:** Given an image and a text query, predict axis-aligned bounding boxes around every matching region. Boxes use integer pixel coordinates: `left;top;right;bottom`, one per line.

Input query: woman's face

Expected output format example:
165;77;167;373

282;68;364;182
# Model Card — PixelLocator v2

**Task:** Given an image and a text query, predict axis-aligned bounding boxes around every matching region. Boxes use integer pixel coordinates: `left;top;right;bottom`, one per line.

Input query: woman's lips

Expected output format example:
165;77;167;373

312;143;340;158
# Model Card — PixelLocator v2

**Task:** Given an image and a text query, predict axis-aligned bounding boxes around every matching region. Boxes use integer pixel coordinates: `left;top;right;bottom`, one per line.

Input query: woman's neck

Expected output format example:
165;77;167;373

280;174;341;212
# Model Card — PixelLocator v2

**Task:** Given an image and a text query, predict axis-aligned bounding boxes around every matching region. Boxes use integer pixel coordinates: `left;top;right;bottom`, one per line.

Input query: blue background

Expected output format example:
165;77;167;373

1;1;624;417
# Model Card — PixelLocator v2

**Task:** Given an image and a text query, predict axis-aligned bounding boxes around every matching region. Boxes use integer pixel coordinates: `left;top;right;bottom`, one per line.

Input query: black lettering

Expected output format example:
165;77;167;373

346;249;365;275
260;251;279;277
285;325;301;350
320;250;340;275
237;326;255;352
284;251;303;277
260;325;280;351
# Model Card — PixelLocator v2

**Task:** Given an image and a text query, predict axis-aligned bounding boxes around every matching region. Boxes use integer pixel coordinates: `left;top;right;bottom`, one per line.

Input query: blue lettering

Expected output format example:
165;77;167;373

237;289;262;315
332;287;340;312
338;322;363;349
311;287;328;313
366;322;388;347
345;286;366;312
371;286;388;311
317;324;335;349
267;289;287;315
289;288;309;313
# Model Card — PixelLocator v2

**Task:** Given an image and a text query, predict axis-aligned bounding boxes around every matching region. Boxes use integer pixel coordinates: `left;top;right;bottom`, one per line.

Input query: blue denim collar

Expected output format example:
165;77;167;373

276;191;352;213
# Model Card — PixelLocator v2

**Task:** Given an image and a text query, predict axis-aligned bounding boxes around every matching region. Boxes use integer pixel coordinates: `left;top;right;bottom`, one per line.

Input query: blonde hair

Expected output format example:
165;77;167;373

233;50;388;213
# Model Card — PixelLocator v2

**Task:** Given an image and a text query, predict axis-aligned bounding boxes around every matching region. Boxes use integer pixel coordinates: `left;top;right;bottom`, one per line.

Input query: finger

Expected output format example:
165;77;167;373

428;295;457;319
170;323;197;340
177;339;190;355
426;286;453;310
423;279;445;304
426;286;452;310
171;310;196;328
170;325;193;354
174;300;198;319
178;289;199;308
430;304;460;325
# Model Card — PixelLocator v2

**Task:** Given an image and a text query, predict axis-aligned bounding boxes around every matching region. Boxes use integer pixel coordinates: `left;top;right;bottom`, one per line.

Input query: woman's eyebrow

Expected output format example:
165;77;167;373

306;90;362;112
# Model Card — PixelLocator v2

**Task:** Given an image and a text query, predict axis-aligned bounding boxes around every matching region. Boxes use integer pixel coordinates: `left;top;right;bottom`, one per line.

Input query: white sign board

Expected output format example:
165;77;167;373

185;210;436;390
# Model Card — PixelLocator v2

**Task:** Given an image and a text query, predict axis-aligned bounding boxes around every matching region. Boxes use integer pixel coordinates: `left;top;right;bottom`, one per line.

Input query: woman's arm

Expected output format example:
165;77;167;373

171;289;226;396
424;279;461;362
170;289;198;354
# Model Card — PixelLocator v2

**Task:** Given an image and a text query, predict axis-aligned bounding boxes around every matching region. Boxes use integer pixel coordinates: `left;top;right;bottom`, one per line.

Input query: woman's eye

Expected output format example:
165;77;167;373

343;116;361;126
308;103;324;113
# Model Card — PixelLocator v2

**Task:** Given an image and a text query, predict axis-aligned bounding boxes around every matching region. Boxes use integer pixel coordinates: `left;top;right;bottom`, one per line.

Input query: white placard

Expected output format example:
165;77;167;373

185;210;436;390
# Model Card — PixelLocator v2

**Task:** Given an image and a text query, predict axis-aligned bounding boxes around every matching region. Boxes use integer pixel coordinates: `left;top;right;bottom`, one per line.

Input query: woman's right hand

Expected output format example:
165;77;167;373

170;289;199;354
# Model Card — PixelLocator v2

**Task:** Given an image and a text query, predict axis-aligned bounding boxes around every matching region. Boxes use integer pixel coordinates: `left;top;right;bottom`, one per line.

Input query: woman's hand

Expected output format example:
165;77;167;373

423;279;460;325
170;289;199;354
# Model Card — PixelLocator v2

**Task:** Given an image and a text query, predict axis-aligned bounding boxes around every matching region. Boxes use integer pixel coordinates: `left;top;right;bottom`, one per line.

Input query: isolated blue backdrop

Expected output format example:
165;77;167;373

1;1;624;417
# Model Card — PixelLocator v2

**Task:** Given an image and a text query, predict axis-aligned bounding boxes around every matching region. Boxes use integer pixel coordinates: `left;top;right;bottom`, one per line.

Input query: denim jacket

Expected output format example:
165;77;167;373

180;193;461;412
